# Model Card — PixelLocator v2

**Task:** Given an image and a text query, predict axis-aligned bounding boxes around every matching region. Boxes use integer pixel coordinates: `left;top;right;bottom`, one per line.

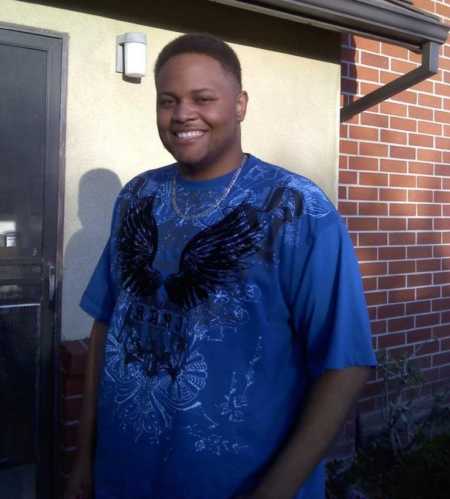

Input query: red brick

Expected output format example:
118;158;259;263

417;286;441;299
436;137;450;150
371;320;387;334
379;247;406;260
417;148;442;162
381;43;408;59
363;277;377;291
348;217;378;231
433;325;450;338
436;110;450;124
339;186;347;200
360;261;387;276
418;94;442;108
360;172;389;186
339;156;348;169
339;171;358;184
349;186;378;200
349;126;379;141
341;47;357;62
348;157;378;171
380;130;407;144
378;303;404;319
408;134;434;147
380;101;408;116
417;176;442;189
355;36;380;53
379;275;406;289
380;188;407;201
361;112;389;127
436;2;450;18
443;285;450;296
418;121;442;135
435;83;450;98
380;217;407;230
388;317;414;332
434;272;450;285
359;142;389;157
408;218;432;230
408;189;433;202
391;59;418;73
340;140;358;154
356;65;380;82
444;259;450;270
360;82;380;96
339;201;357;215
411;79;434;93
432;352;450;367
409;106;433;120
389;288;415;303
63;376;84;397
407;328;432;344
436;164;450;177
417;204;441;216
435;191;450;203
407;246;433;259
379;332;406;348
389;203;416;216
417;232;441;244
359;202;388;216
406;301;431;315
417;259;441;272
389;174;416;188
391;146;416;160
366;291;387;306
361;52;389;69
380;159;407;173
416;313;441;328
409;162;433;175
391;117;417;131
356;246;378;261
380;70;399;84
444;233;450;243
341;77;358;94
435;220;450;231
432;298;450;312
389;232;415;245
392;90;417;104
389;260;415;274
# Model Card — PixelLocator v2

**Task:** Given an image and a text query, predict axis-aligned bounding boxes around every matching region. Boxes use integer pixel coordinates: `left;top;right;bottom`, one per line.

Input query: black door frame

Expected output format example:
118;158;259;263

0;21;68;499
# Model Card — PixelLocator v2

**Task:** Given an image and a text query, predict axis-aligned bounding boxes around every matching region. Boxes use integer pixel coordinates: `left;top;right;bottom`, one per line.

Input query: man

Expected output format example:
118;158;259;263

66;33;376;499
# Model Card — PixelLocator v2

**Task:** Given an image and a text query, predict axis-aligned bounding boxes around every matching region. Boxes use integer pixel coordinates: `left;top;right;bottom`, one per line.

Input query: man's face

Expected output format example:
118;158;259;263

156;53;247;179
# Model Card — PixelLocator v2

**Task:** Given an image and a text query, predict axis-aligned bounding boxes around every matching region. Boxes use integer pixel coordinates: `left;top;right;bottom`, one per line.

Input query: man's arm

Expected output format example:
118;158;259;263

65;319;107;499
248;366;370;499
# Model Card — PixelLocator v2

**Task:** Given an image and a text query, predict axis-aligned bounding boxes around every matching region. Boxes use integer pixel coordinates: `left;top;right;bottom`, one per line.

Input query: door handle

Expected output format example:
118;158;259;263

48;263;56;307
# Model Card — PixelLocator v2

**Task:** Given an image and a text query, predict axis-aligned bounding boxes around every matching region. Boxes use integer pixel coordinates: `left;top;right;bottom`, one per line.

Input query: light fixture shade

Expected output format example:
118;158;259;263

116;33;147;79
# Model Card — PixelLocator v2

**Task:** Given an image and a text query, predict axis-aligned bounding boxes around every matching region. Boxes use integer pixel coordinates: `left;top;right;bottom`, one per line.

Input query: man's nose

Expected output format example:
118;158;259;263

172;100;196;122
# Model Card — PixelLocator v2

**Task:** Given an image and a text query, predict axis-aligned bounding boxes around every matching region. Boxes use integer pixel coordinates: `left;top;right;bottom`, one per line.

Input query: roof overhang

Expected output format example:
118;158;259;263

208;0;449;51
209;0;450;121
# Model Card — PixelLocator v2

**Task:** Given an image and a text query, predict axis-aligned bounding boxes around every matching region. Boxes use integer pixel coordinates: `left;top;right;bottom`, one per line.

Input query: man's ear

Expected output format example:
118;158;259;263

236;91;248;122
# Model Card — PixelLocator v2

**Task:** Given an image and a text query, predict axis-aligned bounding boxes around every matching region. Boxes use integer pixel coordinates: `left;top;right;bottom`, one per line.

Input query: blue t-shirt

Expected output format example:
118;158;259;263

81;154;376;499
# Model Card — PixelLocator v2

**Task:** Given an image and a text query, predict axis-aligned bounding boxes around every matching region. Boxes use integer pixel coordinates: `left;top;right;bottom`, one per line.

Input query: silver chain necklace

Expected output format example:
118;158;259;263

171;155;247;220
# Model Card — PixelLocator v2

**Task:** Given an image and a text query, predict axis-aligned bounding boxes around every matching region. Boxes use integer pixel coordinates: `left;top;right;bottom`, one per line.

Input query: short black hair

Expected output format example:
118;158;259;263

154;33;242;88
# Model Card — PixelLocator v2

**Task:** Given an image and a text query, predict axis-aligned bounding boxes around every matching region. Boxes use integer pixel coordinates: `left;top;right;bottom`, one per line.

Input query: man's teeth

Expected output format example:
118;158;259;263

177;131;204;139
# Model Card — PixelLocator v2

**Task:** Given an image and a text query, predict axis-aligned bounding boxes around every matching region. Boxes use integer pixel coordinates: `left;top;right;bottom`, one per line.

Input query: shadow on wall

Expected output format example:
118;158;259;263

62;168;122;339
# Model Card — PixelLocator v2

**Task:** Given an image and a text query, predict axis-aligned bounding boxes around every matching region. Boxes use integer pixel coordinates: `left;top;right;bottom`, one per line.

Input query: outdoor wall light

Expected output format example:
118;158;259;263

116;33;147;79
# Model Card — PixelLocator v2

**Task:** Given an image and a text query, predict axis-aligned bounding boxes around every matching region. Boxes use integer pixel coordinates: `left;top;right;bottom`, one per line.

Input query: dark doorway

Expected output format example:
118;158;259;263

0;25;66;499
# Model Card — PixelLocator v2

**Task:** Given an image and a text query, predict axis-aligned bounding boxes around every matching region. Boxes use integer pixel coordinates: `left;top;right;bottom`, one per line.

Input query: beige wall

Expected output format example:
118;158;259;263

1;0;340;340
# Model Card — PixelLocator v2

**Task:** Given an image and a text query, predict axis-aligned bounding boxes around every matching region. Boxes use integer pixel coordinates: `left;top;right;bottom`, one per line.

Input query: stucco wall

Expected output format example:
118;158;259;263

1;0;340;340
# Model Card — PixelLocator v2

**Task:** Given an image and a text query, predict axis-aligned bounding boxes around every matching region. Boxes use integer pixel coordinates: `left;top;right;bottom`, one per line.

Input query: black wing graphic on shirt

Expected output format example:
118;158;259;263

165;203;265;310
118;187;303;307
118;196;162;297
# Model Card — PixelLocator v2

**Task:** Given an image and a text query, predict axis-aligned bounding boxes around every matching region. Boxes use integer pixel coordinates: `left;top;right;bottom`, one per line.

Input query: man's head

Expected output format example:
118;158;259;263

154;33;248;180
154;33;242;90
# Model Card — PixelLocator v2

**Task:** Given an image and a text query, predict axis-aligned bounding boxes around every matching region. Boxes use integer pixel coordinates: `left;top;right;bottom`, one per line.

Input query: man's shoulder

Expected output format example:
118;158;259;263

120;163;174;197
246;155;337;220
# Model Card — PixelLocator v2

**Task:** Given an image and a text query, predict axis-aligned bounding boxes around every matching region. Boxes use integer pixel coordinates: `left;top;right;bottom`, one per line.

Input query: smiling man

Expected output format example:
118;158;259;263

66;34;376;499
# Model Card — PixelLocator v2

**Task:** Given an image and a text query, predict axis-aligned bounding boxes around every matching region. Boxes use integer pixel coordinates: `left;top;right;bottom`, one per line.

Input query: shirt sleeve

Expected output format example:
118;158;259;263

290;213;377;379
80;238;116;324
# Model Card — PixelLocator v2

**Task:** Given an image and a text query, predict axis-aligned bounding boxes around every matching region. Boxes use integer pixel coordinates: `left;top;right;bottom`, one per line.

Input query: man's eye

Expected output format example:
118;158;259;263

158;98;175;107
196;96;214;103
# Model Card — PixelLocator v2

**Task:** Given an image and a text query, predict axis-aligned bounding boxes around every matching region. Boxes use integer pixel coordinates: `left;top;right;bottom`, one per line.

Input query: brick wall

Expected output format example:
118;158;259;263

340;0;450;423
60;0;450;473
